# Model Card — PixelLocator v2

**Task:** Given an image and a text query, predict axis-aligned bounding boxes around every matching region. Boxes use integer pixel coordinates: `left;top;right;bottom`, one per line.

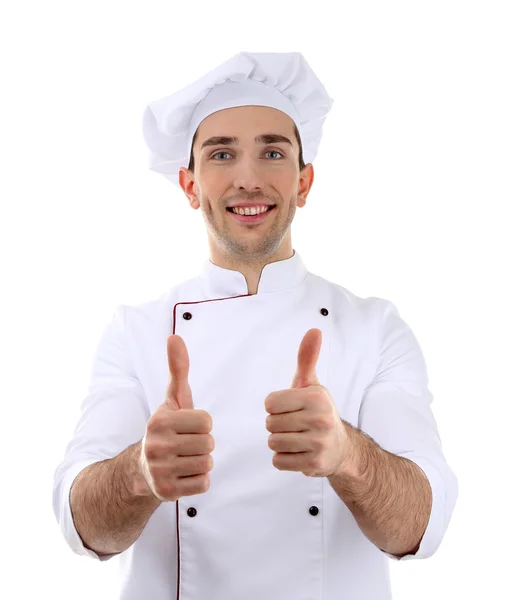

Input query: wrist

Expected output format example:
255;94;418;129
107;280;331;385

336;420;364;479
327;422;374;502
129;440;156;499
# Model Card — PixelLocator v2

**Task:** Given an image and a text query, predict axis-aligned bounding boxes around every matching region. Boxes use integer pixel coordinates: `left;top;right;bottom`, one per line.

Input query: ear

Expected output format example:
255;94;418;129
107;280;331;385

179;167;200;209
296;163;314;209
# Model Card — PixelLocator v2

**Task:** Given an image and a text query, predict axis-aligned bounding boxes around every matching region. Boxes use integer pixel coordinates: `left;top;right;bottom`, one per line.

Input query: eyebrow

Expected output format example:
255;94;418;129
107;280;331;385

200;133;293;151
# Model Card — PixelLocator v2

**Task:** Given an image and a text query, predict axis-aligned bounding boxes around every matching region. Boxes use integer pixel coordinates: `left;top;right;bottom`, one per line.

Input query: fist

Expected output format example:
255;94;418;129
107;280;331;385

138;334;215;502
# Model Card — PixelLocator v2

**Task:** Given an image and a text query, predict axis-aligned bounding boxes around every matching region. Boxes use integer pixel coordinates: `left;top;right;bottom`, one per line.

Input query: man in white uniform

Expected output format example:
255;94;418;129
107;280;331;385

52;52;458;600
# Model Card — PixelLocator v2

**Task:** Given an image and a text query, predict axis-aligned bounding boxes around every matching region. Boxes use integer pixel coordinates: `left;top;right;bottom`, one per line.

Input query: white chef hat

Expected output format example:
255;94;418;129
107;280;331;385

142;51;334;188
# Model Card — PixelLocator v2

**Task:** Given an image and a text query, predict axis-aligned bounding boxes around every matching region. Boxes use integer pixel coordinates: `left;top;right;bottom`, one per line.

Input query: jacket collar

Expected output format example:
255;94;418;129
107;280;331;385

198;249;309;298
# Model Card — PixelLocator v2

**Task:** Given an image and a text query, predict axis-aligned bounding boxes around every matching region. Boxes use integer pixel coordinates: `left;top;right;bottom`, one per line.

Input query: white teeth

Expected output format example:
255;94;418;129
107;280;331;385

230;205;270;215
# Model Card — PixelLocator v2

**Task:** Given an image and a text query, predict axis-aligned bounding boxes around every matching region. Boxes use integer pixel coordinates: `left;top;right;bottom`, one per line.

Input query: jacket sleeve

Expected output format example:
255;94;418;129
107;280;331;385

52;304;150;561
357;299;458;561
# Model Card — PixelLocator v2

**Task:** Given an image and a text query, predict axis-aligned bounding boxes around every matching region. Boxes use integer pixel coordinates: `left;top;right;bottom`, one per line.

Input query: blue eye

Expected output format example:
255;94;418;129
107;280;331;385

210;150;284;160
212;151;231;160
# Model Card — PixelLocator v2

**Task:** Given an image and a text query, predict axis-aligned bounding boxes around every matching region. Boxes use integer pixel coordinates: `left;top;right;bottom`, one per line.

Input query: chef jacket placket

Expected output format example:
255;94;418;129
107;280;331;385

170;293;332;600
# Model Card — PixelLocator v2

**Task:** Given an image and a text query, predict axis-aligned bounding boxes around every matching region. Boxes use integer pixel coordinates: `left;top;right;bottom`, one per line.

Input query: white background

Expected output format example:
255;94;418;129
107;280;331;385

1;1;514;598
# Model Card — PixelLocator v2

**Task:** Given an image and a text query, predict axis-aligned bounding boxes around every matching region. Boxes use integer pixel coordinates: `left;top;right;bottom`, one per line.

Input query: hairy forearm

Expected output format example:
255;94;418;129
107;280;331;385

69;440;162;556
328;421;432;557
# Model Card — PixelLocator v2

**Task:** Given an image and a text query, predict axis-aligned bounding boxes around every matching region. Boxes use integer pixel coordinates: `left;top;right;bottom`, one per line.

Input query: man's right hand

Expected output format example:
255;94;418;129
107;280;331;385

137;334;215;502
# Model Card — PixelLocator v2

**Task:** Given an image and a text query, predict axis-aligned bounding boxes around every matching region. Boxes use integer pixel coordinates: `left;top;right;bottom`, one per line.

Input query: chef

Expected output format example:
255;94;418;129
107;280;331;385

52;51;458;600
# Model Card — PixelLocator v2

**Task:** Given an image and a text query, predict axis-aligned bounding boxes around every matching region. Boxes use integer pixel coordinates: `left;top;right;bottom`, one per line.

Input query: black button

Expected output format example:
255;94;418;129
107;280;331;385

320;308;328;316
309;506;319;516
187;507;197;517
183;312;192;320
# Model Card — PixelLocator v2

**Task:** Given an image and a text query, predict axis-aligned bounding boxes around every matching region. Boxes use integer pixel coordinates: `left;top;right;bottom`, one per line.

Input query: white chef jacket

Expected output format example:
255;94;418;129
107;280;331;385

52;249;458;600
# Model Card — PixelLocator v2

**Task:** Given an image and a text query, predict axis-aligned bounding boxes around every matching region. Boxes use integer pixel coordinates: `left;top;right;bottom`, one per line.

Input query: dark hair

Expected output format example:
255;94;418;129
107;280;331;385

187;123;306;173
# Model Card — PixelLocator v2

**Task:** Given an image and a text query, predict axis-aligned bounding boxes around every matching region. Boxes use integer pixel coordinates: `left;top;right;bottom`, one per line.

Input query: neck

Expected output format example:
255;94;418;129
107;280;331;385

208;244;295;295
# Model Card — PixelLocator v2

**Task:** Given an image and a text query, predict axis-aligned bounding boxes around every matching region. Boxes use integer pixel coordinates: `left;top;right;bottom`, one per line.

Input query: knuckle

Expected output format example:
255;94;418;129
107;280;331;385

146;418;160;435
206;434;215;453
264;391;277;412
272;454;283;469
312;438;326;455
312;438;326;453
148;409;173;432
145;444;160;460
149;464;169;482
309;456;323;470
322;417;334;431
146;437;180;460
198;475;210;492
313;414;333;430
154;480;175;499
308;390;322;402
199;411;213;432
200;454;213;471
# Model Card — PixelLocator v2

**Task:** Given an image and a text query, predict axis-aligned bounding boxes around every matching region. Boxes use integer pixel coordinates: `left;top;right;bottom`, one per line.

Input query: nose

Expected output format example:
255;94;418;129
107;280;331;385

232;157;265;192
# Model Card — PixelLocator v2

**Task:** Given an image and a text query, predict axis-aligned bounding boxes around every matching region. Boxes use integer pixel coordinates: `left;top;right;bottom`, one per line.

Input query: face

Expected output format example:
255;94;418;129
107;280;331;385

178;105;314;265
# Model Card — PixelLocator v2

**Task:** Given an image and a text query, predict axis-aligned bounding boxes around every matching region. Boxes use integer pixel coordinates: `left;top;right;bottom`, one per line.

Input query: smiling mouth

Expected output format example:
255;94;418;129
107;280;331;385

226;205;277;223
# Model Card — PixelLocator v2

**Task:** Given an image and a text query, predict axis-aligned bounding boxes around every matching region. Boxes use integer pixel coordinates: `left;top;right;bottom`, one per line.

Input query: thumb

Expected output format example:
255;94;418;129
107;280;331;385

291;329;322;389
165;334;194;410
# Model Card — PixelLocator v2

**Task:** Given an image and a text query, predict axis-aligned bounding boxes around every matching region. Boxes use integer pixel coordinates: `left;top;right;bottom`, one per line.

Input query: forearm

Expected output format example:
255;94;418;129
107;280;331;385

328;420;432;557
69;440;162;556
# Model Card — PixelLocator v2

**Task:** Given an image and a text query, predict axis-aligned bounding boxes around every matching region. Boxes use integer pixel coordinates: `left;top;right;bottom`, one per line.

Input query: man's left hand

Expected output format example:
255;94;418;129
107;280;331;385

265;328;350;478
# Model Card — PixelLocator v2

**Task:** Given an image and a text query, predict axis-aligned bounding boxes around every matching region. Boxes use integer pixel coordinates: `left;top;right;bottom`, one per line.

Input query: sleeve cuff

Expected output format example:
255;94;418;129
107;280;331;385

57;459;121;562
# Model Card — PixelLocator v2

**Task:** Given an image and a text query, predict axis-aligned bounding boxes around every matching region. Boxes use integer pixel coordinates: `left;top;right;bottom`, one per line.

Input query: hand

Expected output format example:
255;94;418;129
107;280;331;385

265;329;349;478
137;335;215;501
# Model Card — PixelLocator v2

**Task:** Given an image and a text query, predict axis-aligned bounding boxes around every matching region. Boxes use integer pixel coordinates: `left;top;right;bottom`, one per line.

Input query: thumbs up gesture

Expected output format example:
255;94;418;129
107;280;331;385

265;329;350;478
138;335;215;502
